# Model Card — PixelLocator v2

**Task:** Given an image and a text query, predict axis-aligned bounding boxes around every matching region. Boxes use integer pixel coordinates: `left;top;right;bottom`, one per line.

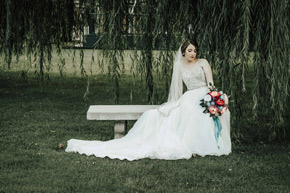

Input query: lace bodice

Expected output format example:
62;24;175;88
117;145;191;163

182;66;207;90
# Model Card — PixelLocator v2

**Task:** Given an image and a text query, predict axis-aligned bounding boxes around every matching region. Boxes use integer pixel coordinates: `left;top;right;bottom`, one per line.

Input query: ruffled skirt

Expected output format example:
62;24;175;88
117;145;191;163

65;86;231;161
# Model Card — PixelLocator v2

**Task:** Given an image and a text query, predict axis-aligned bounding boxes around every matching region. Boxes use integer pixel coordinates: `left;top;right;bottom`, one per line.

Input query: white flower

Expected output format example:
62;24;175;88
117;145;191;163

204;94;212;102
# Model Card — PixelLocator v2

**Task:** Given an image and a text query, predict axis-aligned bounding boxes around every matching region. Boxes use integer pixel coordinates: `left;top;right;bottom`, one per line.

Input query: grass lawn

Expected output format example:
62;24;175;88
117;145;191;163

0;71;289;192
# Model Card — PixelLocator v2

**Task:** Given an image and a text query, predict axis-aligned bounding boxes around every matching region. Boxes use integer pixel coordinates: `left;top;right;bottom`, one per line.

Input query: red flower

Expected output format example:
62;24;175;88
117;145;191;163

208;106;219;115
209;91;221;98
216;99;225;106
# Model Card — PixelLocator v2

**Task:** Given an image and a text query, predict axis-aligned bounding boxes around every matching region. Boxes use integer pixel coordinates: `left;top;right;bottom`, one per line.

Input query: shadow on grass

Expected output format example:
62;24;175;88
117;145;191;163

0;71;289;192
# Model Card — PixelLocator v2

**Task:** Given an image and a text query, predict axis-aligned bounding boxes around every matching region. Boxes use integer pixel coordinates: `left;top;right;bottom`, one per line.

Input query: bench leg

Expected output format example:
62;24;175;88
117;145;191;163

114;120;127;139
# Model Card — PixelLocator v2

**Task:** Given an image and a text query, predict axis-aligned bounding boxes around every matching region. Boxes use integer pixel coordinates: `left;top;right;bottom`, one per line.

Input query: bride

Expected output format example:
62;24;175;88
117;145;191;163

65;39;231;160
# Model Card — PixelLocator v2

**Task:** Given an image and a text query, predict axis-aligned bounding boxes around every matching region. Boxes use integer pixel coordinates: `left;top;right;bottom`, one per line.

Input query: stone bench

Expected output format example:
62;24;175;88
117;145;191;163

87;105;160;139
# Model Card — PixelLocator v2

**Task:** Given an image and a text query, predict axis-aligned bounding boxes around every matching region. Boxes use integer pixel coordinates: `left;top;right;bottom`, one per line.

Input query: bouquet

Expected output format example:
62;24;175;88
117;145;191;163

200;83;229;117
200;83;229;148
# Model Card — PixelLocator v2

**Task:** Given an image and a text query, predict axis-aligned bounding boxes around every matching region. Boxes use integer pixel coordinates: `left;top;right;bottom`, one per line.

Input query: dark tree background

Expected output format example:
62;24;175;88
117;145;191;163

0;0;289;142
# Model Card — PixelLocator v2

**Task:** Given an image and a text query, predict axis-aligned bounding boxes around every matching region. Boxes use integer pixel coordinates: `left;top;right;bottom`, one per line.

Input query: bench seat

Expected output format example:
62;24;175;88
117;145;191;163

87;105;160;139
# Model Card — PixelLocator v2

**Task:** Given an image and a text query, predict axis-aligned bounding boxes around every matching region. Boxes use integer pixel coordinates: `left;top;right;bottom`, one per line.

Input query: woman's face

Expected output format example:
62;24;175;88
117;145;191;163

184;44;197;62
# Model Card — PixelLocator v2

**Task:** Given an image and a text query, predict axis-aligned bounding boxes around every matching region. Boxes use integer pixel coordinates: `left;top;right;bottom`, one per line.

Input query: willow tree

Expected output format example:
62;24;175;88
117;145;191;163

1;0;289;141
95;0;128;104
1;0;74;81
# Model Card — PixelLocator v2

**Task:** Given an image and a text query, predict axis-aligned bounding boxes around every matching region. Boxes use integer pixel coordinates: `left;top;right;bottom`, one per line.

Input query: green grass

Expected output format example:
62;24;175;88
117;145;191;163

0;71;289;192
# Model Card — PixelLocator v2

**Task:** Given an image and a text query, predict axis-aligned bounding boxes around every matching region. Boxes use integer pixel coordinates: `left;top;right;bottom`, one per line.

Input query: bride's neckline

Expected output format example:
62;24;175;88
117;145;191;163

182;59;202;72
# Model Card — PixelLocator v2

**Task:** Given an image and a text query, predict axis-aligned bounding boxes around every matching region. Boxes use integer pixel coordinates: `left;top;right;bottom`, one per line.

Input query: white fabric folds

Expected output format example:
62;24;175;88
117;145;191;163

66;86;231;161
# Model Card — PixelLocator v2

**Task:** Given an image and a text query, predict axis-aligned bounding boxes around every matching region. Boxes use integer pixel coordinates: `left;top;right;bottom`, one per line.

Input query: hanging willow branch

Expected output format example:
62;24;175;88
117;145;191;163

4;0;12;69
267;0;289;139
98;0;126;104
1;0;76;87
0;0;289;141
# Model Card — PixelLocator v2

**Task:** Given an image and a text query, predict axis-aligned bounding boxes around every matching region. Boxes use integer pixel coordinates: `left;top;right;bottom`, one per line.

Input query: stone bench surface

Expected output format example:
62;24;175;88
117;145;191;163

87;105;160;120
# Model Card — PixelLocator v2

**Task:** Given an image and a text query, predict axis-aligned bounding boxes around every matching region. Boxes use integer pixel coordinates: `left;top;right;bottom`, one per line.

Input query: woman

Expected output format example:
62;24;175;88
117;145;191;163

65;40;231;160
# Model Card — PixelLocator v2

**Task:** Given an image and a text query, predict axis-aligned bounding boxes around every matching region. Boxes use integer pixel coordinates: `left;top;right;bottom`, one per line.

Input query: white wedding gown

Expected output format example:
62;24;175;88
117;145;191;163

66;66;231;160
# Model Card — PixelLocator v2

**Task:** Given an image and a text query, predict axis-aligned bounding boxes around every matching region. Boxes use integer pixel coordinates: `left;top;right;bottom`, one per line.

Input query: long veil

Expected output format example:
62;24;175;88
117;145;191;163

157;46;184;116
167;46;184;102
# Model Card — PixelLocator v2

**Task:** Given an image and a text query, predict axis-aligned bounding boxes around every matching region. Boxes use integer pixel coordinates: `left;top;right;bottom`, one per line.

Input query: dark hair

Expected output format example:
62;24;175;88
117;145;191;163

181;39;199;56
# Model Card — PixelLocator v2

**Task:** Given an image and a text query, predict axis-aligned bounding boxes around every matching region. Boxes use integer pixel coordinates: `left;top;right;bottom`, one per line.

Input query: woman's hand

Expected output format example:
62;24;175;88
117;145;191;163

207;87;211;93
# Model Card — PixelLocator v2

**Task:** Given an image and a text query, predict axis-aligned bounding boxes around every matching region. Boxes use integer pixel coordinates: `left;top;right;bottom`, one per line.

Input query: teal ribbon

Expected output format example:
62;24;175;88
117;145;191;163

213;117;222;149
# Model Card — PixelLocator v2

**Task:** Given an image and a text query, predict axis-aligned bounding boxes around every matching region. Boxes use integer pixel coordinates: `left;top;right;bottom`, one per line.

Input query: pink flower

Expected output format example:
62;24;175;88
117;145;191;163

219;106;228;114
208;106;219;115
